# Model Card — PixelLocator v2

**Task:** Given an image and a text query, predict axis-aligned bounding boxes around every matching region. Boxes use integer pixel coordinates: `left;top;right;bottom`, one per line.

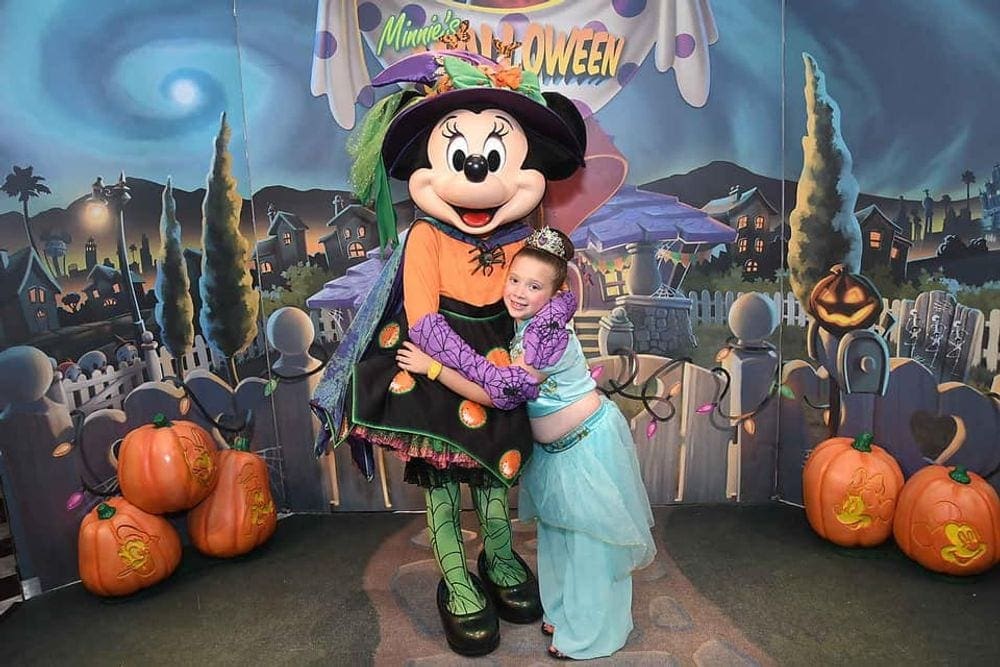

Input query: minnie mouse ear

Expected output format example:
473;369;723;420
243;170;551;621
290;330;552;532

542;92;587;157
521;92;586;181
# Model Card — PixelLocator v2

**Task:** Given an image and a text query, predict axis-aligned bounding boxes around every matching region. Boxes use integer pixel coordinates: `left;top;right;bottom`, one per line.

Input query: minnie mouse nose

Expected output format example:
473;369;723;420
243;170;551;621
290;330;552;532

463;154;488;183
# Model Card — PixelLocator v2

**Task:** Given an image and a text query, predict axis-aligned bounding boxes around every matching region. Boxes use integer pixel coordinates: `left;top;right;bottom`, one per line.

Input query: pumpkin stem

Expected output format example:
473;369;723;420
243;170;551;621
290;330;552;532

97;503;116;520
233;436;250;452
152;413;171;428
851;432;874;453
949;465;971;484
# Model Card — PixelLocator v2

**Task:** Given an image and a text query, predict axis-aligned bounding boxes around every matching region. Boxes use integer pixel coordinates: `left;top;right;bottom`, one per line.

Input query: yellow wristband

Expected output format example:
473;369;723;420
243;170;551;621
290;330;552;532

427;360;443;381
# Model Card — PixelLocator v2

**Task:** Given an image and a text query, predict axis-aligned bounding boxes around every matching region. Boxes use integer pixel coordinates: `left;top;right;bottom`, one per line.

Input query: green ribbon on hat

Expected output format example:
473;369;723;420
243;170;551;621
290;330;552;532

373;155;397;254
441;56;546;106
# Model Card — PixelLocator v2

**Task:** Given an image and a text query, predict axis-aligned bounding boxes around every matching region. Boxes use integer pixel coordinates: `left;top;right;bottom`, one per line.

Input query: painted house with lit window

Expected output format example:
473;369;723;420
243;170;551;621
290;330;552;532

856;204;911;281
701;186;783;279
320;203;379;276
0;246;62;343
82;264;144;318
254;204;310;291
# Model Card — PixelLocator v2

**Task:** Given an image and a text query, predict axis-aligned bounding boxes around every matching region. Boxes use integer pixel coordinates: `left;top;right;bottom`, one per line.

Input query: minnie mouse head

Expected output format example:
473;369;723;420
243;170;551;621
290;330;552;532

364;51;586;238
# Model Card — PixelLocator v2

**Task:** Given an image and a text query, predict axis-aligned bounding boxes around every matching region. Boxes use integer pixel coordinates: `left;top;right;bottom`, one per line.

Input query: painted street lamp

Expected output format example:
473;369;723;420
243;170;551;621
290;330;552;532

88;172;147;338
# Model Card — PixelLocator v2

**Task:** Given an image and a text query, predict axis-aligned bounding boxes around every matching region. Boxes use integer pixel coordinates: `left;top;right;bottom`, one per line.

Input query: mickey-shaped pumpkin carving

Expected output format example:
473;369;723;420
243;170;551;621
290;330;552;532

893;464;1000;576
807;264;884;335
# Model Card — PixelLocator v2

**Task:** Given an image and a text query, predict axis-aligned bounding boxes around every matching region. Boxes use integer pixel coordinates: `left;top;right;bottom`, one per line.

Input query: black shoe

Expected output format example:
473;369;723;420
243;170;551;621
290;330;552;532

436;574;500;656
477;550;543;624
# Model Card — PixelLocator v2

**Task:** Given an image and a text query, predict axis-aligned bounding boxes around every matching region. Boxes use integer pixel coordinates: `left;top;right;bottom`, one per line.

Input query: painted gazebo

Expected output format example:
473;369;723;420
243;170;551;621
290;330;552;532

569;185;735;356
306;248;388;324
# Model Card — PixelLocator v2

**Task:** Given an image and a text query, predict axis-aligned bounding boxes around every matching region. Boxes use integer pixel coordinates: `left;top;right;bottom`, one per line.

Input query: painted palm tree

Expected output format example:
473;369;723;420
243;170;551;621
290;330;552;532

961;169;976;215
2;165;51;256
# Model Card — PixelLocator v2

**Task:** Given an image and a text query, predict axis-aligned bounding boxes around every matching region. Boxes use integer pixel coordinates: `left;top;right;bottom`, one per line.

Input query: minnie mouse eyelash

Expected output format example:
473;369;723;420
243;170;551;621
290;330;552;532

441;120;461;139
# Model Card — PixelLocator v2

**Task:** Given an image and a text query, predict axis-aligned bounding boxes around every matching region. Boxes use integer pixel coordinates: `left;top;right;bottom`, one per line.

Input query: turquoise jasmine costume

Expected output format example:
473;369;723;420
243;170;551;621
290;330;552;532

513;319;656;660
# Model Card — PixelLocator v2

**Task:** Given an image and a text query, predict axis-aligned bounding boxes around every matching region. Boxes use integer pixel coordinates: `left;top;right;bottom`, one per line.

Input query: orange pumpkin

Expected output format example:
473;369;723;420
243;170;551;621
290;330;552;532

187;438;277;558
803;432;904;547
78;497;182;596
893;465;1000;576
807;264;883;335
117;413;220;514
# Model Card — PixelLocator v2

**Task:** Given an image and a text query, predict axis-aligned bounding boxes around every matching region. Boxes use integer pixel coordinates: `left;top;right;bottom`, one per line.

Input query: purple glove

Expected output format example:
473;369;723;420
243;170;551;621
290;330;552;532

523;290;577;368
409;314;540;410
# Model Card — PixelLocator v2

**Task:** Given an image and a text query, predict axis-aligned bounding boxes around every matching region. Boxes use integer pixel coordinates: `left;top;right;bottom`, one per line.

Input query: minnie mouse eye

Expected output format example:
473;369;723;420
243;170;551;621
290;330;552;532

446;136;469;173
483;136;506;172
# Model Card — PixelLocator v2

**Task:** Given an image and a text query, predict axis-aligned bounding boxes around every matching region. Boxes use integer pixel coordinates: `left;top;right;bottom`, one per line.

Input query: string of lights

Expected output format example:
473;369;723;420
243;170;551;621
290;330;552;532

60;376;256;512
590;338;800;440
261;341;332;396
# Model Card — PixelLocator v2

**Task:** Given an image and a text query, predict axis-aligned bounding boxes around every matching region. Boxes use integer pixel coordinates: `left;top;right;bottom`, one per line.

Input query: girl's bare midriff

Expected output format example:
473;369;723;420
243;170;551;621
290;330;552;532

529;389;602;444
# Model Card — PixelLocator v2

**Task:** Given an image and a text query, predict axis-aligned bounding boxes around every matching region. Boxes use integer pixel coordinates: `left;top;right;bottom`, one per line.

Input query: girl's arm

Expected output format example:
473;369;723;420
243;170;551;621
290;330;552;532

406;291;576;410
510;355;546;384
396;342;495;406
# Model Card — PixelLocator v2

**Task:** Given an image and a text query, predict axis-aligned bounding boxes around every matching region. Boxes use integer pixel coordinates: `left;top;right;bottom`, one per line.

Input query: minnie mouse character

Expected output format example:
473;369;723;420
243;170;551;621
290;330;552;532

313;51;585;655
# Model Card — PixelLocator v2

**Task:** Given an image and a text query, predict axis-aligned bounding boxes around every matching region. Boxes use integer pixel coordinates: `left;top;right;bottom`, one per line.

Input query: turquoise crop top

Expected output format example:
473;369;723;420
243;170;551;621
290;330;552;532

510;318;597;418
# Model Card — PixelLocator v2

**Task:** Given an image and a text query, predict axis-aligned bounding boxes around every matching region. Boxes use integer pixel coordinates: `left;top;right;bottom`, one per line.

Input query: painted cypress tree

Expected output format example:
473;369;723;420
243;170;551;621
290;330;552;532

787;53;863;306
199;113;258;383
153;177;194;378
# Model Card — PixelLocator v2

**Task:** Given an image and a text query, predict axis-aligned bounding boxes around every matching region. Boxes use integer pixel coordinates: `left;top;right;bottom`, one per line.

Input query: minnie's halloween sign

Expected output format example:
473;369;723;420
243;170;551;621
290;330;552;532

374;8;627;80
312;0;719;129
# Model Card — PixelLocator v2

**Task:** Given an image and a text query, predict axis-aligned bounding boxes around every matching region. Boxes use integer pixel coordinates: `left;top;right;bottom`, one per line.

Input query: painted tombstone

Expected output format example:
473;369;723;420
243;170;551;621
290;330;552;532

898;290;983;383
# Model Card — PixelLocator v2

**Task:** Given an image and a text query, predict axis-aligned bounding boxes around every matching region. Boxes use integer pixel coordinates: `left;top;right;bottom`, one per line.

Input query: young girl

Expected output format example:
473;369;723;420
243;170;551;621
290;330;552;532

397;227;656;660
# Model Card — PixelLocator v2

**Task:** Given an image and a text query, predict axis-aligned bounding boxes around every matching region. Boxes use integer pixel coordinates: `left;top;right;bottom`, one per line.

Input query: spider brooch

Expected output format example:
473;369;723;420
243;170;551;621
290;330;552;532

468;242;506;276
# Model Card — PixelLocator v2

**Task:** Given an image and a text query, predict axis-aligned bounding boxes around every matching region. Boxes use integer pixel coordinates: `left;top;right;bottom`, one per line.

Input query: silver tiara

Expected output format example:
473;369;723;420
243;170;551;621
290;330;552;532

525;226;566;259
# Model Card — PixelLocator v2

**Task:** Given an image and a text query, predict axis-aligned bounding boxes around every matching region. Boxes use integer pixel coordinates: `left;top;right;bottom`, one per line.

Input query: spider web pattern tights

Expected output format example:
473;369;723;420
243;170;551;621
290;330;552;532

425;481;486;615
472;484;527;586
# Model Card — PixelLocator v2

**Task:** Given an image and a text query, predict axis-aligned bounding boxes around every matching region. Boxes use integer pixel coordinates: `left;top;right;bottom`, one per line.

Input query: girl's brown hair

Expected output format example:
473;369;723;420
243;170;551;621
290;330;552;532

514;228;574;291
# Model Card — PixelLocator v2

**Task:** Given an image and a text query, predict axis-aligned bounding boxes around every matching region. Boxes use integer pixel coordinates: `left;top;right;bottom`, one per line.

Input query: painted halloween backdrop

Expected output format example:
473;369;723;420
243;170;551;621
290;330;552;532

1;0;999;596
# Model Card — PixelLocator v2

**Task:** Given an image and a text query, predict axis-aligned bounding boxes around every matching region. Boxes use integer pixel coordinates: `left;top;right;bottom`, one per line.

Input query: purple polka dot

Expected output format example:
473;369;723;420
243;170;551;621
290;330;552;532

617;62;639;86
314;31;336;59
612;0;646;19
356;86;374;108
358;2;382;32
572;99;593;119
401;4;426;28
584;21;608;34
500;13;530;39
676;33;696;59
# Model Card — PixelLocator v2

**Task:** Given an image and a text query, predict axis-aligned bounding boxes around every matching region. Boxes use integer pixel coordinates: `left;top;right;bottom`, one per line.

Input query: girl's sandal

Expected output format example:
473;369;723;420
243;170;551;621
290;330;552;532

547;645;571;660
541;622;555;636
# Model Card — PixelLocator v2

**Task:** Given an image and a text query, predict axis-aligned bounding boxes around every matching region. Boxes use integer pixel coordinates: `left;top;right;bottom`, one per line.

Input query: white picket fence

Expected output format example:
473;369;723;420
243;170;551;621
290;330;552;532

61;308;342;413
153;333;227;378
686;289;1000;372
59;361;146;413
686;290;809;328
310;308;346;345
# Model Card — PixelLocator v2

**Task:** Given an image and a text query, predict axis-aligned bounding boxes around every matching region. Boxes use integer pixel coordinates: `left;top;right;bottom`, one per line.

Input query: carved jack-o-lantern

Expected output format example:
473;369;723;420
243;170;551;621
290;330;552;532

807;264;883;335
